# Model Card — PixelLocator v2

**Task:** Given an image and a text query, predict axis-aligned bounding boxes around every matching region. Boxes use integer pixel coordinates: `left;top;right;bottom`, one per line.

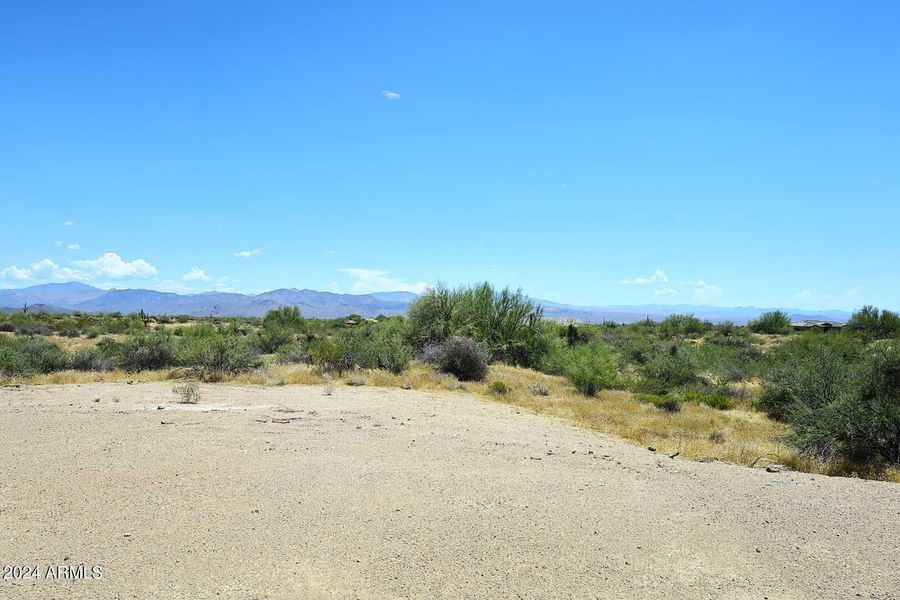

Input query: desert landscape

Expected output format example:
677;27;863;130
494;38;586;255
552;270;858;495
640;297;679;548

3;382;899;599
4;2;899;598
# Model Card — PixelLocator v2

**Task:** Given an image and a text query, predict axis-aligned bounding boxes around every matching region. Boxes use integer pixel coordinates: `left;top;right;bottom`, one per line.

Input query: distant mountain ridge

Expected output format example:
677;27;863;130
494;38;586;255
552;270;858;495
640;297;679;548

0;282;852;324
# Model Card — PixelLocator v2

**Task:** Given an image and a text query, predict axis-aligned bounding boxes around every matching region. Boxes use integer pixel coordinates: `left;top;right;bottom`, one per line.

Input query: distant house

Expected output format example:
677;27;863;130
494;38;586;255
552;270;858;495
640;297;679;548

791;319;844;332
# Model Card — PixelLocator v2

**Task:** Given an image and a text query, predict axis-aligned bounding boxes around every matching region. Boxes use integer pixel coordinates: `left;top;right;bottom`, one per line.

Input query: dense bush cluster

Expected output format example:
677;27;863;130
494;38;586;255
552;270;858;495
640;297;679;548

407;283;548;367
758;331;900;466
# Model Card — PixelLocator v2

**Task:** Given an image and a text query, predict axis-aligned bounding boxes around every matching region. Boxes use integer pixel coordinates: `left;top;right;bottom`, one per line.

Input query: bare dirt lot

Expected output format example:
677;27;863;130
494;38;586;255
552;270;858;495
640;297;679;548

1;383;898;599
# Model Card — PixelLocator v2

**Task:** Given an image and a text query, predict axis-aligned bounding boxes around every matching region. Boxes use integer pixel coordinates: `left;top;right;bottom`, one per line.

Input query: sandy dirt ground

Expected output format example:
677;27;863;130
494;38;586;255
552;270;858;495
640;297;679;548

1;382;898;600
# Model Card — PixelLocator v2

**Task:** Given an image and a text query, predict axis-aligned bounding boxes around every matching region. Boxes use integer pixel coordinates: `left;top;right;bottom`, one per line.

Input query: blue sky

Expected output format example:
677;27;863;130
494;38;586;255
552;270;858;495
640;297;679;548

1;1;898;309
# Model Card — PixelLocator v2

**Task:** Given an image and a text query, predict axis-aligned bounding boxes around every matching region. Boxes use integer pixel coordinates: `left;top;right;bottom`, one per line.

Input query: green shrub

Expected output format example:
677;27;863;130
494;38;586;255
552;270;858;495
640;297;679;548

406;284;457;348
406;282;548;367
310;338;352;374
563;343;616;396
371;319;412;374
121;334;176;372
435;336;489;381
275;344;311;365
177;335;261;375
262;306;306;333
0;336;70;375
748;311;792;335
758;333;860;420
682;390;732;410
639;346;697;393
845;306;900;340
635;393;682;412
489;381;509;394
255;328;294;353
71;348;117;372
658;314;711;338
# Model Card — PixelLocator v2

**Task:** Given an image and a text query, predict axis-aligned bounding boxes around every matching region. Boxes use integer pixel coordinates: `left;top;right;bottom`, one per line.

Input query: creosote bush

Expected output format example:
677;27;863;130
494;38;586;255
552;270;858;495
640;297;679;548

0;336;70;375
177;335;261;375
121;334;176;372
433;336;489;382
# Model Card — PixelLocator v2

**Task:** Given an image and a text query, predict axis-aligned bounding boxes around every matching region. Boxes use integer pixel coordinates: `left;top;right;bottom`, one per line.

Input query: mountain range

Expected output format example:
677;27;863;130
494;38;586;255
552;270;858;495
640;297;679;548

0;282;852;324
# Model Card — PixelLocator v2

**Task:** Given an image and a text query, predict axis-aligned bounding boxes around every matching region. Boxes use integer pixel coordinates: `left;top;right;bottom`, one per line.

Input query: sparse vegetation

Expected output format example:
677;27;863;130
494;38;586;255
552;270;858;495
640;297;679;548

635;393;682;412
1;295;897;482
489;380;509;395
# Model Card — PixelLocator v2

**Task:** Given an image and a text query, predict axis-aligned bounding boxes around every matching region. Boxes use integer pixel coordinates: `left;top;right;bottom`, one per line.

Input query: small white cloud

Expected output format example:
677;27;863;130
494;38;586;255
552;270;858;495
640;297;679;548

328;281;340;293
181;267;211;282
214;276;233;291
686;280;724;303
381;90;401;100
66;243;79;251
233;249;262;258
54;240;63;248
620;268;669;285
72;252;157;279
63;220;75;226
339;268;428;294
326;249;336;255
654;288;678;298
157;280;192;293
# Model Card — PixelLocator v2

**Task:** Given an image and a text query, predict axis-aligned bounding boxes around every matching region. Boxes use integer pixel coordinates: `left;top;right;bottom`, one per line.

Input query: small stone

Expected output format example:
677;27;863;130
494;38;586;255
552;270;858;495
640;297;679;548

648;447;657;452
123;533;131;538
766;465;781;473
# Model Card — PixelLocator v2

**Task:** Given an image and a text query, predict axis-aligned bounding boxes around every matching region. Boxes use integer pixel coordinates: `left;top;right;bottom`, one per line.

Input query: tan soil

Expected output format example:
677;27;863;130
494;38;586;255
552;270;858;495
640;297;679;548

1;383;898;599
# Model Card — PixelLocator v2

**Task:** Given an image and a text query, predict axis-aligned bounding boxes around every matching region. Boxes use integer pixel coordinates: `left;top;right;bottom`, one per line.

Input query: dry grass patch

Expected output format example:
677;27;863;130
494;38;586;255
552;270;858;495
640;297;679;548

465;365;899;482
7;359;897;482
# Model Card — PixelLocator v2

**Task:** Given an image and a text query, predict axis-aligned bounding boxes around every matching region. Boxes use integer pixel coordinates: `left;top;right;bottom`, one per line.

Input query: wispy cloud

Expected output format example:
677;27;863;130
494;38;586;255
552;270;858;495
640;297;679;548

685;279;724;303
233;249;262;258
63;220;75;226
381;90;401;100
181;267;211;282
620;268;669;285
66;243;79;250
654;287;678;298
339;268;428;294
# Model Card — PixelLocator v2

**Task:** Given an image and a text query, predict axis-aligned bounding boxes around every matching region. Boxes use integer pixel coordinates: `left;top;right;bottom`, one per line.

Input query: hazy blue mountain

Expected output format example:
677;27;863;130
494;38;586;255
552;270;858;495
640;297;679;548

0;283;852;324
0;282;105;308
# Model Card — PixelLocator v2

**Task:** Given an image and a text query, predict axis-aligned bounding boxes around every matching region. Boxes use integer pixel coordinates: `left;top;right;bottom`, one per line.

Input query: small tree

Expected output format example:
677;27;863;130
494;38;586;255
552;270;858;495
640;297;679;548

748;311;792;335
262;306;306;333
846;306;900;340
